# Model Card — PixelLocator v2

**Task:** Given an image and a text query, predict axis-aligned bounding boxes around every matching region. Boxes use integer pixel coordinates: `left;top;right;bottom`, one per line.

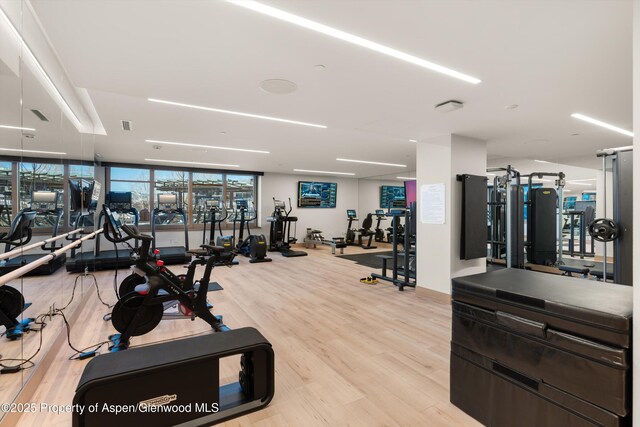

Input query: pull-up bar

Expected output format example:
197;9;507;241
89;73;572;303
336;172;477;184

0;229;103;287
0;228;84;262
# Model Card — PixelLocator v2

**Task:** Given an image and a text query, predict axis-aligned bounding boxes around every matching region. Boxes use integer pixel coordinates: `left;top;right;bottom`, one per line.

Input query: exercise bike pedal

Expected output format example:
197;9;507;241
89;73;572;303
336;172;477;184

108;334;130;352
5;318;35;340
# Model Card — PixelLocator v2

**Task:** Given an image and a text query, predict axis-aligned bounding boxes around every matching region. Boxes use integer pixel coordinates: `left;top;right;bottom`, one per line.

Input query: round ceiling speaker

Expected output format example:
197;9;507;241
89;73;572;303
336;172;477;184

259;79;297;95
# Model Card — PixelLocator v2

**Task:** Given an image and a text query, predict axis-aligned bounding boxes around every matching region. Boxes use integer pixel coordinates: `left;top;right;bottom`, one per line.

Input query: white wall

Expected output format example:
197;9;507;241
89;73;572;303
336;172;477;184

259;172;360;241
416;134;487;295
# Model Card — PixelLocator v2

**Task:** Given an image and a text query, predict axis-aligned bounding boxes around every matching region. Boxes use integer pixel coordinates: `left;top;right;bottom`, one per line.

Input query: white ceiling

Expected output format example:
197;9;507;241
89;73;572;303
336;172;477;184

22;0;632;176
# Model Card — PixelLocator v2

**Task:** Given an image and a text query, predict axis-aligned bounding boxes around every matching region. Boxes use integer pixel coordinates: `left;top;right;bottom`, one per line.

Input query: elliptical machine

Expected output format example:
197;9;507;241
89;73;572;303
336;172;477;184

101;204;231;351
234;200;271;263
267;198;307;257
201;199;238;266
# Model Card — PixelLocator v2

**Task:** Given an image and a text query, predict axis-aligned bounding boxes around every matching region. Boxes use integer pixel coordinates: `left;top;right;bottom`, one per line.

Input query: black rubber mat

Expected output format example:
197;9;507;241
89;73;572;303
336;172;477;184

337;251;394;269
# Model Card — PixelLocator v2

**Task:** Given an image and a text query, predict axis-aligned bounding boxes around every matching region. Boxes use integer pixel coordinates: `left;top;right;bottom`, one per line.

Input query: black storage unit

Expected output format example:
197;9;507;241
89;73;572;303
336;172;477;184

451;269;631;427
527;187;557;265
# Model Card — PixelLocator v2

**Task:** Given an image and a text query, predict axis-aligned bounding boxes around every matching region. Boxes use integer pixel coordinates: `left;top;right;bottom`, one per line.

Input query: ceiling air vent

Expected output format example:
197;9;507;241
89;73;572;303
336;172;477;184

434;100;464;113
30;109;49;122
121;120;132;131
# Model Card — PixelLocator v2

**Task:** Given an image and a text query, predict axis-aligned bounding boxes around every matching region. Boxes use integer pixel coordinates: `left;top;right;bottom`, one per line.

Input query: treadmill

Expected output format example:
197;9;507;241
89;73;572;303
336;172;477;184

66;191;139;272
151;193;191;265
0;191;66;276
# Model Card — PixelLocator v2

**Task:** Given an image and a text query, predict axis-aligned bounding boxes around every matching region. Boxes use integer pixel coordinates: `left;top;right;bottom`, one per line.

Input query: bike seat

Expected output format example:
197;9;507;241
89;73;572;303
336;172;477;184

200;244;226;255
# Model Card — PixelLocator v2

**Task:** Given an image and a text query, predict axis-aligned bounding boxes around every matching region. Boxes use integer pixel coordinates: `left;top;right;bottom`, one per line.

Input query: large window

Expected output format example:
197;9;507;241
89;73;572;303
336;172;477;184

154;170;188;225
192;173;223;224
19;162;64;228
110;167;151;224
106;167;258;230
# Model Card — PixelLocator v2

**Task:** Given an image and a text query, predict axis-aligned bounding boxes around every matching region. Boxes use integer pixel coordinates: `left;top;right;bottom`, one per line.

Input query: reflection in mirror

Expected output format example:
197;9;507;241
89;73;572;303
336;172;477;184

0;0;96;417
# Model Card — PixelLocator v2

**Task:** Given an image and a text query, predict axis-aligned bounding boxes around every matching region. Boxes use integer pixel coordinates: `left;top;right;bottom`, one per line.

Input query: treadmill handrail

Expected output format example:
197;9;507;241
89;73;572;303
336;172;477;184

0;228;83;261
0;229;102;286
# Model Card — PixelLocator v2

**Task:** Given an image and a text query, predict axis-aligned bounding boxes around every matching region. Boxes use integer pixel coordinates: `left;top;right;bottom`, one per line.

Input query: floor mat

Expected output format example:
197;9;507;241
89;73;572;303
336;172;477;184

337;251;394;269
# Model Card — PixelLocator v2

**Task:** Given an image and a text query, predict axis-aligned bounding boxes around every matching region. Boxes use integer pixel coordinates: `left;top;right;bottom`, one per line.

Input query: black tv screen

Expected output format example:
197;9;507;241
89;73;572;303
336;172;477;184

298;181;337;208
380;186;406;208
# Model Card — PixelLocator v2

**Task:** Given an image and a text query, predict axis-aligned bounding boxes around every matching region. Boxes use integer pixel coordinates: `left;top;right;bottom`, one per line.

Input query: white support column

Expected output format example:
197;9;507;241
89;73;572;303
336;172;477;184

416;134;487;296
632;1;639;423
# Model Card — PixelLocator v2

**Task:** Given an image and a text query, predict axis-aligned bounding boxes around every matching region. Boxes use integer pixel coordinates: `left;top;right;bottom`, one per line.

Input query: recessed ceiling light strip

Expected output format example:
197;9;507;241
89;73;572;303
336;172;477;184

146;139;270;154
336;158;406;167
148;98;326;129
396;176;416;180
293;169;355;176
0;147;66;155
0;7;83;131
0;124;36;132
145;158;240;168
225;1;481;84
566;181;594;186
571;113;633;137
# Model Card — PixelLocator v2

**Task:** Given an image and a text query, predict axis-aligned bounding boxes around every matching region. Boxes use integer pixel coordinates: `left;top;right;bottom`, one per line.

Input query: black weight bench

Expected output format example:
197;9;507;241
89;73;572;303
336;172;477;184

559;265;590;278
590;269;615;282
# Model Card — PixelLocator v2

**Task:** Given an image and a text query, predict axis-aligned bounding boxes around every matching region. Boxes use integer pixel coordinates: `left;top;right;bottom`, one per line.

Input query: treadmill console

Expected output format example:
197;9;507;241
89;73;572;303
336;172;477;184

347;210;357;219
236;200;249;210
157;193;178;210
32;191;59;212
205;199;221;209
107;191;133;211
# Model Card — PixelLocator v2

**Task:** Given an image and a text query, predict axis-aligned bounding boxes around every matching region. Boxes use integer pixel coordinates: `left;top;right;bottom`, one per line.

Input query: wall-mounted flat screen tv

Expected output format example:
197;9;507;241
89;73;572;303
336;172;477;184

298;181;337;208
404;180;416;208
380;185;406;208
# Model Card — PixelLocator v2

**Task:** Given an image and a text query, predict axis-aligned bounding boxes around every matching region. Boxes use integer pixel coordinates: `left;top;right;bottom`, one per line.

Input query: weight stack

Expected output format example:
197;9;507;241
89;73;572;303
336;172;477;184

527;187;557;265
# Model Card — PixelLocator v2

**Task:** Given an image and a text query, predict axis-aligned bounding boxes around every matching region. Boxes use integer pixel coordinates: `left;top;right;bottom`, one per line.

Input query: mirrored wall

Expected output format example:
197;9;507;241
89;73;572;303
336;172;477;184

0;0;95;416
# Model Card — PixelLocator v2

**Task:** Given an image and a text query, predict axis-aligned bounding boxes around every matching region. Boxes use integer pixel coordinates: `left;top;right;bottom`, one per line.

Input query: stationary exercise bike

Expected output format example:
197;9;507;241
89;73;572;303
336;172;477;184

373;209;387;242
0;210;37;339
101;205;230;351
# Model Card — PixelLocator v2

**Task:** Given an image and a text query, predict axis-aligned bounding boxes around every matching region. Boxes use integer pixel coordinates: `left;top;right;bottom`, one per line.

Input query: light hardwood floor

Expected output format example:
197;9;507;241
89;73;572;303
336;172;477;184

11;243;481;426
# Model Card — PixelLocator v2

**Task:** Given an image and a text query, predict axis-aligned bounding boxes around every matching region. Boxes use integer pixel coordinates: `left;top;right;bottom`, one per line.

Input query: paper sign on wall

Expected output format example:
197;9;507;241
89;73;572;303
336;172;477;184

421;183;446;224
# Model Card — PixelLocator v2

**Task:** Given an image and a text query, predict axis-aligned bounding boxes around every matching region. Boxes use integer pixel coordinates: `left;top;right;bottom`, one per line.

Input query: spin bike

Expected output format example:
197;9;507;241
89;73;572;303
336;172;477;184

101;205;230;351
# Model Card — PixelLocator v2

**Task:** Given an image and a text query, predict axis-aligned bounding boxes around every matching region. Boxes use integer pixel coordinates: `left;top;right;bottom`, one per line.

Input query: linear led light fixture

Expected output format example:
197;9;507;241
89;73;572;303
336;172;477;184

569;178;596;182
293;169;355;176
566;181;593;186
0;7;83;131
0;124;36;132
226;1;481;85
146;139;270;154
409;139;418;143
336;158;406;167
145;158;240;168
571;113;633;137
148;98;326;129
0;147;66;155
397;176;416;180
533;178;553;182
534;159;552;164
